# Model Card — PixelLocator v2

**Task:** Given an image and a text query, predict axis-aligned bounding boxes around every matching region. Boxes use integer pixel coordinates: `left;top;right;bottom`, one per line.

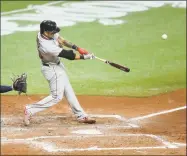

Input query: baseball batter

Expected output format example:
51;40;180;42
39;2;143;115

24;20;96;126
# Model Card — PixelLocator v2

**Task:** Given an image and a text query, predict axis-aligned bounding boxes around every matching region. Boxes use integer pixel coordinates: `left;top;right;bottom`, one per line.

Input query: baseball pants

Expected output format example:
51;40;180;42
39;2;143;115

25;63;87;118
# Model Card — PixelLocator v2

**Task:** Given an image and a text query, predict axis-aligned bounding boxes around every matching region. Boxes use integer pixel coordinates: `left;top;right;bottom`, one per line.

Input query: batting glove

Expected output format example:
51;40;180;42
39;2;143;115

82;53;95;60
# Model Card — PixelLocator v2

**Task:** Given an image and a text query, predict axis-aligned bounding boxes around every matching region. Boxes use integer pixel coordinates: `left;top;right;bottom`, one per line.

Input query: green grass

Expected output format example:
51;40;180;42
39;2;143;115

1;6;186;97
1;1;49;12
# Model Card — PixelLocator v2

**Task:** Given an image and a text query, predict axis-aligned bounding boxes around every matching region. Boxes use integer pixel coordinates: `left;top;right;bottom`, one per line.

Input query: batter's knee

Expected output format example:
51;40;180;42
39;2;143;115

52;95;62;104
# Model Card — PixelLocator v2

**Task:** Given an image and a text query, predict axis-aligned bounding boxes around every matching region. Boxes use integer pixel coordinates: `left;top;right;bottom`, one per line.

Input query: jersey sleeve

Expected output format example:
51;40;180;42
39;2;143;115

42;42;62;56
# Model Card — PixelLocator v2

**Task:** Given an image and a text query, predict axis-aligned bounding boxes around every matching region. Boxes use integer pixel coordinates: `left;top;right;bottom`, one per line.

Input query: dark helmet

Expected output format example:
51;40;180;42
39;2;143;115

40;20;60;34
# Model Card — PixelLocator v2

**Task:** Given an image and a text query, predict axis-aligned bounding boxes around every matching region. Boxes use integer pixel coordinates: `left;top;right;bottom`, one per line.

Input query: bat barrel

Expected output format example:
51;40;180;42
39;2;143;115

95;56;130;73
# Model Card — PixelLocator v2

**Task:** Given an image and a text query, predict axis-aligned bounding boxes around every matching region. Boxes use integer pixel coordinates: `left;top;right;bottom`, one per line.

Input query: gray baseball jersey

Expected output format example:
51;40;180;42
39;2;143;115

36;32;62;64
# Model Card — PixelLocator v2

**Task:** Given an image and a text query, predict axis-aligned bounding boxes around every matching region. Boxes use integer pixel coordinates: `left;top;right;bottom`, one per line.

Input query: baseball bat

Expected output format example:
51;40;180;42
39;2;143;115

94;56;130;72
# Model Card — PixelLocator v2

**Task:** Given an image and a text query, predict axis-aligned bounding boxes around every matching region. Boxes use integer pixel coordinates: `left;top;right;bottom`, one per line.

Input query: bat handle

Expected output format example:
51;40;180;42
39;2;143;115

95;56;107;63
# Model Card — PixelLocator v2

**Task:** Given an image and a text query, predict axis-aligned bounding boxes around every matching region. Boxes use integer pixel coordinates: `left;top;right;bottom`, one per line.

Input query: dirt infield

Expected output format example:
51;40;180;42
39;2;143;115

1;89;186;155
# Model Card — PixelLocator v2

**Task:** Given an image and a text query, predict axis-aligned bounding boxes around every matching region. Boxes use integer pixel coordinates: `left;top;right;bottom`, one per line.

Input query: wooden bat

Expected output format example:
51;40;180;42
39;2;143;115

95;56;130;72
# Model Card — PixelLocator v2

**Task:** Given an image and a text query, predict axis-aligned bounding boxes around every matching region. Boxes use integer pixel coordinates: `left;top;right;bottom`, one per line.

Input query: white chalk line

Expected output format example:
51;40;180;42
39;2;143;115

172;142;187;147
130;106;186;121
1;114;127;121
1;137;170;152
2;133;172;141
1;113;139;137
90;114;139;128
1;114;139;129
44;146;173;152
1;124;135;133
1;133;182;152
2;110;186;152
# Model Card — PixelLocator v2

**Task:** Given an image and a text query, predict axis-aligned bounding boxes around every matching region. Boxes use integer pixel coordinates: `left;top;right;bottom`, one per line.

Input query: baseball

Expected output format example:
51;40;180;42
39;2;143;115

162;34;167;40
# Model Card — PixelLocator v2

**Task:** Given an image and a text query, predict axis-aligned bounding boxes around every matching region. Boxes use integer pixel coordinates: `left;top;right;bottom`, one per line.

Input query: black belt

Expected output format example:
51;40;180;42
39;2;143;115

42;62;60;66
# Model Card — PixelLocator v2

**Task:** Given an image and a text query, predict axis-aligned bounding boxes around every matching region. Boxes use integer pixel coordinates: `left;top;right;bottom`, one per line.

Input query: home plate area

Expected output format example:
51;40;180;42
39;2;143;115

1;113;185;155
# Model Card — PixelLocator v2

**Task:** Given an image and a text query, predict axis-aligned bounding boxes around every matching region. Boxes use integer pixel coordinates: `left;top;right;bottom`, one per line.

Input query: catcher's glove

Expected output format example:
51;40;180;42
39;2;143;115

11;73;27;95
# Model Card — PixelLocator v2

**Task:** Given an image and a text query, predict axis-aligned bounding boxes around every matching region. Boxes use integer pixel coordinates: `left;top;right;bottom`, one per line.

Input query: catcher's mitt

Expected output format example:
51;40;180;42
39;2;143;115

11;73;27;95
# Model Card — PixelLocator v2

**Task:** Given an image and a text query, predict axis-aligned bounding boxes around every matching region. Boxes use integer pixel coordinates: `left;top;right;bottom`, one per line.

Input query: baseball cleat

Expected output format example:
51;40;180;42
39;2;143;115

23;107;31;126
77;116;96;124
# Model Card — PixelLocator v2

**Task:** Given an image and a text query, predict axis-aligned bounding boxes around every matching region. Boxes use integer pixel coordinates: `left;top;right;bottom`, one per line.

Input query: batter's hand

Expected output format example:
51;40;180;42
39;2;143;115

83;53;95;60
77;47;89;55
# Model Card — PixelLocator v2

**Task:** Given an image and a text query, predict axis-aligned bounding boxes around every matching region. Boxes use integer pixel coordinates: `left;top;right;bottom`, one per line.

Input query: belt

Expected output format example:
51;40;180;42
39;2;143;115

42;61;60;67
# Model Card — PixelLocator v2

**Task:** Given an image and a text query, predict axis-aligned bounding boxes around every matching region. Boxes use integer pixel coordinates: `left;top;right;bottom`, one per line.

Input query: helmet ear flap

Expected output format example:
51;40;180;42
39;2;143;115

56;27;60;33
40;28;44;34
40;21;46;34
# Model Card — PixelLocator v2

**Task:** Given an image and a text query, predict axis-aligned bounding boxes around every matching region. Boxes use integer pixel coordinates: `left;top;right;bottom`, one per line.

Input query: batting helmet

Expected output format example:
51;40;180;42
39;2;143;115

40;20;60;34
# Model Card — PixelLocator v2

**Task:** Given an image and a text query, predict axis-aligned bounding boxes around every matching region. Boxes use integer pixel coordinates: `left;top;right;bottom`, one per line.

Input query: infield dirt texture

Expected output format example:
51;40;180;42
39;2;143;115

1;1;186;155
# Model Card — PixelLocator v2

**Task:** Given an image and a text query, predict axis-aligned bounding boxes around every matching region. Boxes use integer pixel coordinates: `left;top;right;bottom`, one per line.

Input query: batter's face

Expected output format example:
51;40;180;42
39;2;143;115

44;31;55;39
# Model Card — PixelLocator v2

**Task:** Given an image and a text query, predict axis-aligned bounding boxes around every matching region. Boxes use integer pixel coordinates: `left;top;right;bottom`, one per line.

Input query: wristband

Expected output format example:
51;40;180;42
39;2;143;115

72;44;78;50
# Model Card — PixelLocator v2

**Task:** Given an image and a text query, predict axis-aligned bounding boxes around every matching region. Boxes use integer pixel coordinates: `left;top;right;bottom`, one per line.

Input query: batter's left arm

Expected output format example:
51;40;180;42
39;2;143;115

58;36;89;55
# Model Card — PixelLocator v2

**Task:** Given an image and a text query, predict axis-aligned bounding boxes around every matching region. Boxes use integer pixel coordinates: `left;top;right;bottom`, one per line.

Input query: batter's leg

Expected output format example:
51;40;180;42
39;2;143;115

25;94;63;115
24;65;65;125
64;80;87;118
64;81;96;124
61;63;95;123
